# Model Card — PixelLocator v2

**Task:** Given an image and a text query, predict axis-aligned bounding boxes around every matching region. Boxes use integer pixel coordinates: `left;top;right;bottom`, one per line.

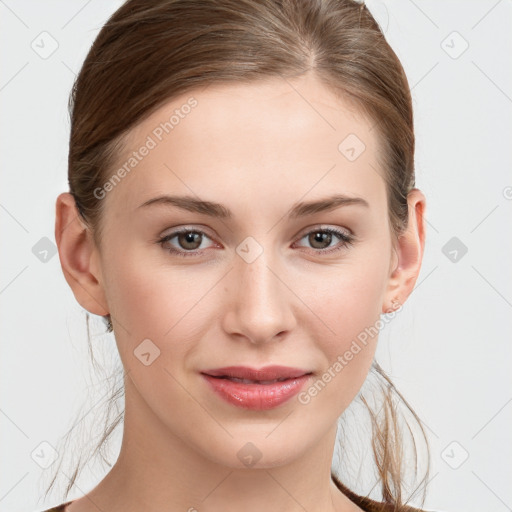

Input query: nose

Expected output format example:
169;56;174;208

222;248;297;345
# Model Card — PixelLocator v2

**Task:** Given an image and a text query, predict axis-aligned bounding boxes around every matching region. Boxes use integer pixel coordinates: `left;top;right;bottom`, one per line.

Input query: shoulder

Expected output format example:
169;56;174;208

39;502;73;512
331;474;439;512
357;501;438;512
355;500;441;512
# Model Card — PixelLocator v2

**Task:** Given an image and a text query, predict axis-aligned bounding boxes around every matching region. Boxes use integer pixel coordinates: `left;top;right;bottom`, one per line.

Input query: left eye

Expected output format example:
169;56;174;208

157;227;355;258
294;227;355;253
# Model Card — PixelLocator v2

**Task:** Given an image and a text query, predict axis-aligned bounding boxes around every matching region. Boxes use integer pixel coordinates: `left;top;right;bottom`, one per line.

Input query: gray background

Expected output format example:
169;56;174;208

1;1;511;511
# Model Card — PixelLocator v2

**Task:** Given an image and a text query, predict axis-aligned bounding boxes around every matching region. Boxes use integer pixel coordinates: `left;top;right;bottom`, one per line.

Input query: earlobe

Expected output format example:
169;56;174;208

54;192;109;317
381;188;426;314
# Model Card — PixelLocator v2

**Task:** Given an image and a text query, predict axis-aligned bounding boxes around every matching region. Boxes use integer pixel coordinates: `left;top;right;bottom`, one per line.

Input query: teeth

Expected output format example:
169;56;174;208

226;377;290;384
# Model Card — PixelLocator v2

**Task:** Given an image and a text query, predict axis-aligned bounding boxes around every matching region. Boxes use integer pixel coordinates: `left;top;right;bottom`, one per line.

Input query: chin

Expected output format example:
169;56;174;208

197;431;308;470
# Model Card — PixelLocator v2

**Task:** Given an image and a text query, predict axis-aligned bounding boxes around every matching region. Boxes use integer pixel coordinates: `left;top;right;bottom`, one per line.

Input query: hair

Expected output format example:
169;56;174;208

46;0;431;510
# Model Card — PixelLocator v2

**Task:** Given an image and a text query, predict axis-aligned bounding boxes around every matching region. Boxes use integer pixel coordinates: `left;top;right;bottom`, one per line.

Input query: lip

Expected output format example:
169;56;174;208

200;366;313;410
202;365;311;381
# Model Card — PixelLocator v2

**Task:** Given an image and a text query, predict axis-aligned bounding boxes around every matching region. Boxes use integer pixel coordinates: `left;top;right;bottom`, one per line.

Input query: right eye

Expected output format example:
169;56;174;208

157;228;218;257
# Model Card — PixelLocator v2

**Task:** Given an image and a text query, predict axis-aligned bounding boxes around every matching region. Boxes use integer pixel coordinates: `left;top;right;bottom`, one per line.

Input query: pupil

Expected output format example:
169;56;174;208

311;232;331;248
181;232;200;249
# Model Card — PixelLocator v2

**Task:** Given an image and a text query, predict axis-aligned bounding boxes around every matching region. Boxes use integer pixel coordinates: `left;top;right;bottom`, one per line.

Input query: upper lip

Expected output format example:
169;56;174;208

201;365;312;381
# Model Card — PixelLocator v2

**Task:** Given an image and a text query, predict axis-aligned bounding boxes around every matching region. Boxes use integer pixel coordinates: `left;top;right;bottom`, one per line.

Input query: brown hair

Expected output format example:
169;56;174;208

47;0;430;510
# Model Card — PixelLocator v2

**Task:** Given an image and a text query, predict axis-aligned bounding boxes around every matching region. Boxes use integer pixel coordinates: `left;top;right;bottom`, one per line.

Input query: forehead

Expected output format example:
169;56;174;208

106;74;386;216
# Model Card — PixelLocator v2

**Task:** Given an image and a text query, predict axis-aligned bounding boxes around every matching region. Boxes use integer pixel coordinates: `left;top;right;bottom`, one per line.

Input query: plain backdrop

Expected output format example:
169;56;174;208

1;1;511;511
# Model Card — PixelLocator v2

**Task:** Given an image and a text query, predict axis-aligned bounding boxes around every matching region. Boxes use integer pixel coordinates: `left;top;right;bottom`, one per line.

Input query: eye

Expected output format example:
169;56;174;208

157;228;218;258
293;226;355;255
157;226;355;258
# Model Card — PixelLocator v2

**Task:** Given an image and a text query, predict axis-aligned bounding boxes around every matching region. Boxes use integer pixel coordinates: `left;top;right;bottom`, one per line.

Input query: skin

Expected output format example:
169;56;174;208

55;72;426;512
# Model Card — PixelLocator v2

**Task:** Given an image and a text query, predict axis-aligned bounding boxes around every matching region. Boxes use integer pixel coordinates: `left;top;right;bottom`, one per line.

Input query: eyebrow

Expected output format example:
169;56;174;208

137;193;369;219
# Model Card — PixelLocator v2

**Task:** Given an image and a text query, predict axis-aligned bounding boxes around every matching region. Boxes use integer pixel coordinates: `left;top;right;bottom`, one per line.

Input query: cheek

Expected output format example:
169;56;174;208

102;245;226;391
302;255;389;408
102;253;206;408
104;242;210;336
308;253;387;344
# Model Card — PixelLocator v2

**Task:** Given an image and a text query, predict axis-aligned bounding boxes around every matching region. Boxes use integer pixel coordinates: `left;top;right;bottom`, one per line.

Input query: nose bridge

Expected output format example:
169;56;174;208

227;238;295;343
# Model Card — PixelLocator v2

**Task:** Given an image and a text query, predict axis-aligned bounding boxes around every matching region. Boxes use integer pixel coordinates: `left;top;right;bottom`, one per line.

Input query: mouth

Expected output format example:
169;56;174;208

200;365;313;410
206;376;298;385
203;373;310;386
201;365;312;382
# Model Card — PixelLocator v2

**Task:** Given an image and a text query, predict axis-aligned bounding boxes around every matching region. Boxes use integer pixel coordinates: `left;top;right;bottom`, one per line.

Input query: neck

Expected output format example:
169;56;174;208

75;375;360;512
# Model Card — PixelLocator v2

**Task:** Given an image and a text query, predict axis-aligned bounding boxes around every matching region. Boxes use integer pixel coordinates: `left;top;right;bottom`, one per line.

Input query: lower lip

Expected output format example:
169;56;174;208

201;374;311;410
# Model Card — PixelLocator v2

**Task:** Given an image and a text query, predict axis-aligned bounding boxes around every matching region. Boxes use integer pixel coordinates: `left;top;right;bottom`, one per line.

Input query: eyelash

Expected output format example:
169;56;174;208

156;226;355;258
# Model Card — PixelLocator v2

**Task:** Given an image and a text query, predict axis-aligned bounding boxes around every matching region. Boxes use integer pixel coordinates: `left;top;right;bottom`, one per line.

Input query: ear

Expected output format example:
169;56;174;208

382;188;426;314
54;192;109;317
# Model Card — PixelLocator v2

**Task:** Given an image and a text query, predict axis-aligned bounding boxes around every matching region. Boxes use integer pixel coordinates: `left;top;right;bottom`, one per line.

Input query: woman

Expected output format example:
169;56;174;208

45;0;434;510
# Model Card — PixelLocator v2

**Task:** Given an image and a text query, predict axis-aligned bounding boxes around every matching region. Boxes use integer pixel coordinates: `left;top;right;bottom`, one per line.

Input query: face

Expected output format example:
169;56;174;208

71;73;408;469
